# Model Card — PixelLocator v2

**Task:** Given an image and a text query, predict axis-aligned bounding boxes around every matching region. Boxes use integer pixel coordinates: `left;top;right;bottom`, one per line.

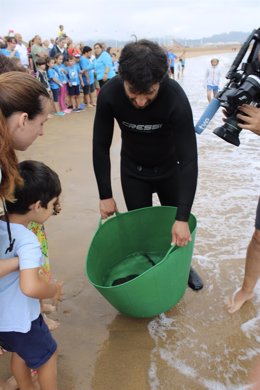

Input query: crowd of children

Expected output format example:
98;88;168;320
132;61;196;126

36;51;95;115
0;30;119;117
0;30;193;116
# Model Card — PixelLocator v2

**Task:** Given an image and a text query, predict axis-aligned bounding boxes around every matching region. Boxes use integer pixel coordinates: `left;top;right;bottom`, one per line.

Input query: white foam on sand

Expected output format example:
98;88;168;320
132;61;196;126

148;362;160;390
148;313;255;390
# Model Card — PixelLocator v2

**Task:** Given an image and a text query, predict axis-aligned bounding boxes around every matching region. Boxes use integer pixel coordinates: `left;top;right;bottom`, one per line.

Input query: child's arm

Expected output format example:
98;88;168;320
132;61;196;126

83;69;90;84
79;72;84;87
52;77;62;87
204;68;209;88
20;267;59;300
48;69;62;87
0;258;19;277
66;71;72;87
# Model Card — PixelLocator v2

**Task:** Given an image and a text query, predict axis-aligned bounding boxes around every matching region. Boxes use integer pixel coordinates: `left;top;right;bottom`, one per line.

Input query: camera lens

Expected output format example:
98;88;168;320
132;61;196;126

213;116;242;146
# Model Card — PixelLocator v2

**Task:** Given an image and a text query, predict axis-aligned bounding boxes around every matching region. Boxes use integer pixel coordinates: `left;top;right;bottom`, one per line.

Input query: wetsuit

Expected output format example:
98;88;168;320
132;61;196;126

93;75;198;222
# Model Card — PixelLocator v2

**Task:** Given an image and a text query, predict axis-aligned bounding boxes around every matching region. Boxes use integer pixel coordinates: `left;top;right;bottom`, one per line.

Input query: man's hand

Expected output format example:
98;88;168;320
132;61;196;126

99;198;118;219
171;220;192;247
237;105;260;135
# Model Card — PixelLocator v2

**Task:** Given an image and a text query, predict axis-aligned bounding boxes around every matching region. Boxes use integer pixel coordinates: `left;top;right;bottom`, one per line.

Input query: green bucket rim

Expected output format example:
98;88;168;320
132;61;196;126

86;206;197;289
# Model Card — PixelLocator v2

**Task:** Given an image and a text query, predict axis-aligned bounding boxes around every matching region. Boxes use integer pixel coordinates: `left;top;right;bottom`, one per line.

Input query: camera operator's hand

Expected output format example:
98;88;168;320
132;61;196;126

237;105;260;135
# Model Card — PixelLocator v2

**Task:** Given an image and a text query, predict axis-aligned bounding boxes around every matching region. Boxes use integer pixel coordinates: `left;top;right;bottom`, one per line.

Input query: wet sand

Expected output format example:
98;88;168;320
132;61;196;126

1;50;260;390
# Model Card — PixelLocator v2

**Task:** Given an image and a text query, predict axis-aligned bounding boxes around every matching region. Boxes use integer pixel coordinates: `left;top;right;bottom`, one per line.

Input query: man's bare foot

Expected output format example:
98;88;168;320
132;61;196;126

226;288;254;313
42;313;60;331
41;303;56;313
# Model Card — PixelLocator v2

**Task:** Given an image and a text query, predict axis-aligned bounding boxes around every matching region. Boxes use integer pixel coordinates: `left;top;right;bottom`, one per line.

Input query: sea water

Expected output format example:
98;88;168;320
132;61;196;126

149;53;260;390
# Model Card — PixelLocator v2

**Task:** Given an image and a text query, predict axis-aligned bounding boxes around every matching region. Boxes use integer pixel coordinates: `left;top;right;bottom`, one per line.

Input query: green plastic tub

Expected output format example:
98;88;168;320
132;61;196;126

86;206;197;318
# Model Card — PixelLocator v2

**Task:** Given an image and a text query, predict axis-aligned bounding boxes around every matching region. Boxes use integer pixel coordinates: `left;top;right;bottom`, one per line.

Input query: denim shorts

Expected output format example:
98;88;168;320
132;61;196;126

51;88;60;102
255;197;260;230
0;314;57;369
207;85;219;91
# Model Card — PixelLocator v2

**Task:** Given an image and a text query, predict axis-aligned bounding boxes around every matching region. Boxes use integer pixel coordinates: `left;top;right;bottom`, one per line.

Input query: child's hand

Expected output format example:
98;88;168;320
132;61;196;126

0;346;7;355
52;281;64;305
53;198;61;215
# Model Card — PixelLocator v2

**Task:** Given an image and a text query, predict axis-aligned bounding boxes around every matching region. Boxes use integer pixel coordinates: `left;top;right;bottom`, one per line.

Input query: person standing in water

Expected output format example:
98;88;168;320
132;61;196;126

93;39;203;290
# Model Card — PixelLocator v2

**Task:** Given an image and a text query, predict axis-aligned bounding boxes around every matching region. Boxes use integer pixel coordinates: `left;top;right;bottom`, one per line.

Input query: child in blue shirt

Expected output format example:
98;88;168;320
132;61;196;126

167;49;177;79
54;53;71;114
0;160;62;390
80;46;96;107
47;57;65;116
66;56;84;112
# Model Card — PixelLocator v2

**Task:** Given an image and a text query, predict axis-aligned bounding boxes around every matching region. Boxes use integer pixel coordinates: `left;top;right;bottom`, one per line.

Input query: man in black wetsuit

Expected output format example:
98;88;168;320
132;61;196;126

92;39;203;290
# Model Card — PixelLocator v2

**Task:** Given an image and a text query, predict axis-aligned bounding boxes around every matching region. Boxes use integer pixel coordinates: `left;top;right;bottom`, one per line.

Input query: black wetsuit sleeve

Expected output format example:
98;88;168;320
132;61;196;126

172;101;198;221
176;155;198;221
93;91;115;199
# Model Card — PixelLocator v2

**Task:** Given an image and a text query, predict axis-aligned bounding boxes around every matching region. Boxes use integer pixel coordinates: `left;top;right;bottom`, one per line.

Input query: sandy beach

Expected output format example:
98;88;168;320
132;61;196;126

1;46;260;390
111;43;242;59
171;44;241;58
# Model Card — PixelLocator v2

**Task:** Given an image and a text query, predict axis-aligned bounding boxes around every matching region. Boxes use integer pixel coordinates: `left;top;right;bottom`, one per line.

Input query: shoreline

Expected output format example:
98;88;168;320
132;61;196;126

175;44;240;58
111;43;241;59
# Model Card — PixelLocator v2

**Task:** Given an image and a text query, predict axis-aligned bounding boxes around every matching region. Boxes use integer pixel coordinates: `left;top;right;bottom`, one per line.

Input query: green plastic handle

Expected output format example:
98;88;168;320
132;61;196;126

164;243;177;257
98;212;120;229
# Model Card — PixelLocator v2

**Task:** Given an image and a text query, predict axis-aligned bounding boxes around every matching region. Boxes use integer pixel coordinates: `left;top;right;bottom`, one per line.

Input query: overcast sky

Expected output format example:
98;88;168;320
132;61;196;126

1;0;259;43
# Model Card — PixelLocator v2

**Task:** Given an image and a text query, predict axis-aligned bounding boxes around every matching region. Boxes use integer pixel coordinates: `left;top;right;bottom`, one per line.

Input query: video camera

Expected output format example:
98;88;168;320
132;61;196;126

195;28;260;146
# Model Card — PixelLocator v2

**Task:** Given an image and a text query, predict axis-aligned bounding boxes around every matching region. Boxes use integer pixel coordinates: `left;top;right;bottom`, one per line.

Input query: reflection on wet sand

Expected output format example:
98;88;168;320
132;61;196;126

92;315;153;390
